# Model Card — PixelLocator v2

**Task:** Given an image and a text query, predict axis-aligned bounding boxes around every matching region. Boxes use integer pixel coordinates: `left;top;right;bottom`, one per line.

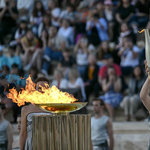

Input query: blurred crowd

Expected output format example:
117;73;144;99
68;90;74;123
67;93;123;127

0;0;150;124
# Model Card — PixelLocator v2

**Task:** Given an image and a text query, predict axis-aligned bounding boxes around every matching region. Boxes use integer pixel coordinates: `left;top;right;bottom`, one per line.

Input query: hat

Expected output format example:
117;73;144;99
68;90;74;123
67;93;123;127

51;8;61;18
103;54;113;59
104;0;113;5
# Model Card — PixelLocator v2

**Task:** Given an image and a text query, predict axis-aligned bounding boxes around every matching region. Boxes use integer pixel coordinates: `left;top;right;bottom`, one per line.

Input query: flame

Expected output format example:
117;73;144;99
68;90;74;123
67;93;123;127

7;76;77;107
138;29;145;33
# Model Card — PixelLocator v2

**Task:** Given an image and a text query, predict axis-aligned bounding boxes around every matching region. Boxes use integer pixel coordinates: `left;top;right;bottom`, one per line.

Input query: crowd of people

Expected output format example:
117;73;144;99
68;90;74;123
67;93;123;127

0;0;149;132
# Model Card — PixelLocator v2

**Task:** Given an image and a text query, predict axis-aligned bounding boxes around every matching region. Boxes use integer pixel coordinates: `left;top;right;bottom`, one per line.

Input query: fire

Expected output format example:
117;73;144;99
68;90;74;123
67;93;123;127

7;76;77;106
138;29;145;33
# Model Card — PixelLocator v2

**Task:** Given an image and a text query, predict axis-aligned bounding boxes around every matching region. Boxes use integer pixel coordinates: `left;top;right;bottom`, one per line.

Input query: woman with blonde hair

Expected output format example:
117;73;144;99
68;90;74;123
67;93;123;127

51;69;68;89
68;68;86;101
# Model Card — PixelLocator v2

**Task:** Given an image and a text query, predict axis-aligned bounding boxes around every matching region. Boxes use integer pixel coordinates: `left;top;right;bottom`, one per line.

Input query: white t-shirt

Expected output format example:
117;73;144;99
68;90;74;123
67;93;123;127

51;79;68;89
68;77;86;101
14;29;26;40
30;12;43;25
17;0;34;10
57;26;74;44
59;10;75;21
76;49;88;66
120;45;140;67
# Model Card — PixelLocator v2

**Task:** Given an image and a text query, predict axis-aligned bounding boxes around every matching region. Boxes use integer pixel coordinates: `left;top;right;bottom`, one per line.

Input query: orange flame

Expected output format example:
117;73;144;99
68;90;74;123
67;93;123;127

7;76;77;107
138;29;145;33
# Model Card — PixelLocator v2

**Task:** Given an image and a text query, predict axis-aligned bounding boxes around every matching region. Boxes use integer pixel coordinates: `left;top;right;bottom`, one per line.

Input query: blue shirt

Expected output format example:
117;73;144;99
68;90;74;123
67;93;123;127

7;55;22;69
0;54;8;70
86;18;109;41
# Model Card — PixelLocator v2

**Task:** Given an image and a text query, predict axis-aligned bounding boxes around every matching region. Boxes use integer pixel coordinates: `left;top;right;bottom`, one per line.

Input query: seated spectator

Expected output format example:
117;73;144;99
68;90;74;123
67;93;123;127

46;0;56;15
1;65;10;76
84;54;99;101
21;30;39;67
38;14;51;38
29;67;38;81
30;0;45;36
95;1;104;18
57;49;76;79
41;36;68;76
75;3;90;35
12;19;28;56
12;114;21;150
96;54;122;97
59;5;75;24
7;45;22;70
114;0;135;41
116;23;135;50
0;103;13;150
0;46;8;70
103;0;114;41
14;19;28;43
98;54;122;81
118;36;140;76
100;66;122;119
47;26;58;50
57;19;74;45
74;37;89;79
51;69;68;89
86;13;109;46
130;0;149;31
120;65;146;121
68;68;86;101
0;0;18;45
24;29;49;72
6;64;20;85
97;41;112;67
51;7;61;28
17;0;34;18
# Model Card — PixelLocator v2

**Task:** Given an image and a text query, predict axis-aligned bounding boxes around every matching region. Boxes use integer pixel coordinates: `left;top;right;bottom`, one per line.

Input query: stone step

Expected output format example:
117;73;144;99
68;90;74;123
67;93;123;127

12;121;150;150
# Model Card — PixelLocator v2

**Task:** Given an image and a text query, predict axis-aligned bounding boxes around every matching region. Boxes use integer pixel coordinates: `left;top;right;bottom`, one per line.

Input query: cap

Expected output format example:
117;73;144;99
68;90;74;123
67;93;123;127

104;0;113;5
103;54;113;59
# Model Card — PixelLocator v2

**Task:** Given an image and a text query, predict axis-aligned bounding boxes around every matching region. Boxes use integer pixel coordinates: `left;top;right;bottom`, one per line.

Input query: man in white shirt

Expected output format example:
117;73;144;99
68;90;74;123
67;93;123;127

91;98;114;150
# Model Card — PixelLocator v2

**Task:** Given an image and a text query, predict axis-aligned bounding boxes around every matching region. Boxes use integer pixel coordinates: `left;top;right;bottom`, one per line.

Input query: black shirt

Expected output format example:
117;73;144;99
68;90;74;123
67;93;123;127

0;7;18;27
136;1;150;15
116;5;135;20
60;56;76;67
